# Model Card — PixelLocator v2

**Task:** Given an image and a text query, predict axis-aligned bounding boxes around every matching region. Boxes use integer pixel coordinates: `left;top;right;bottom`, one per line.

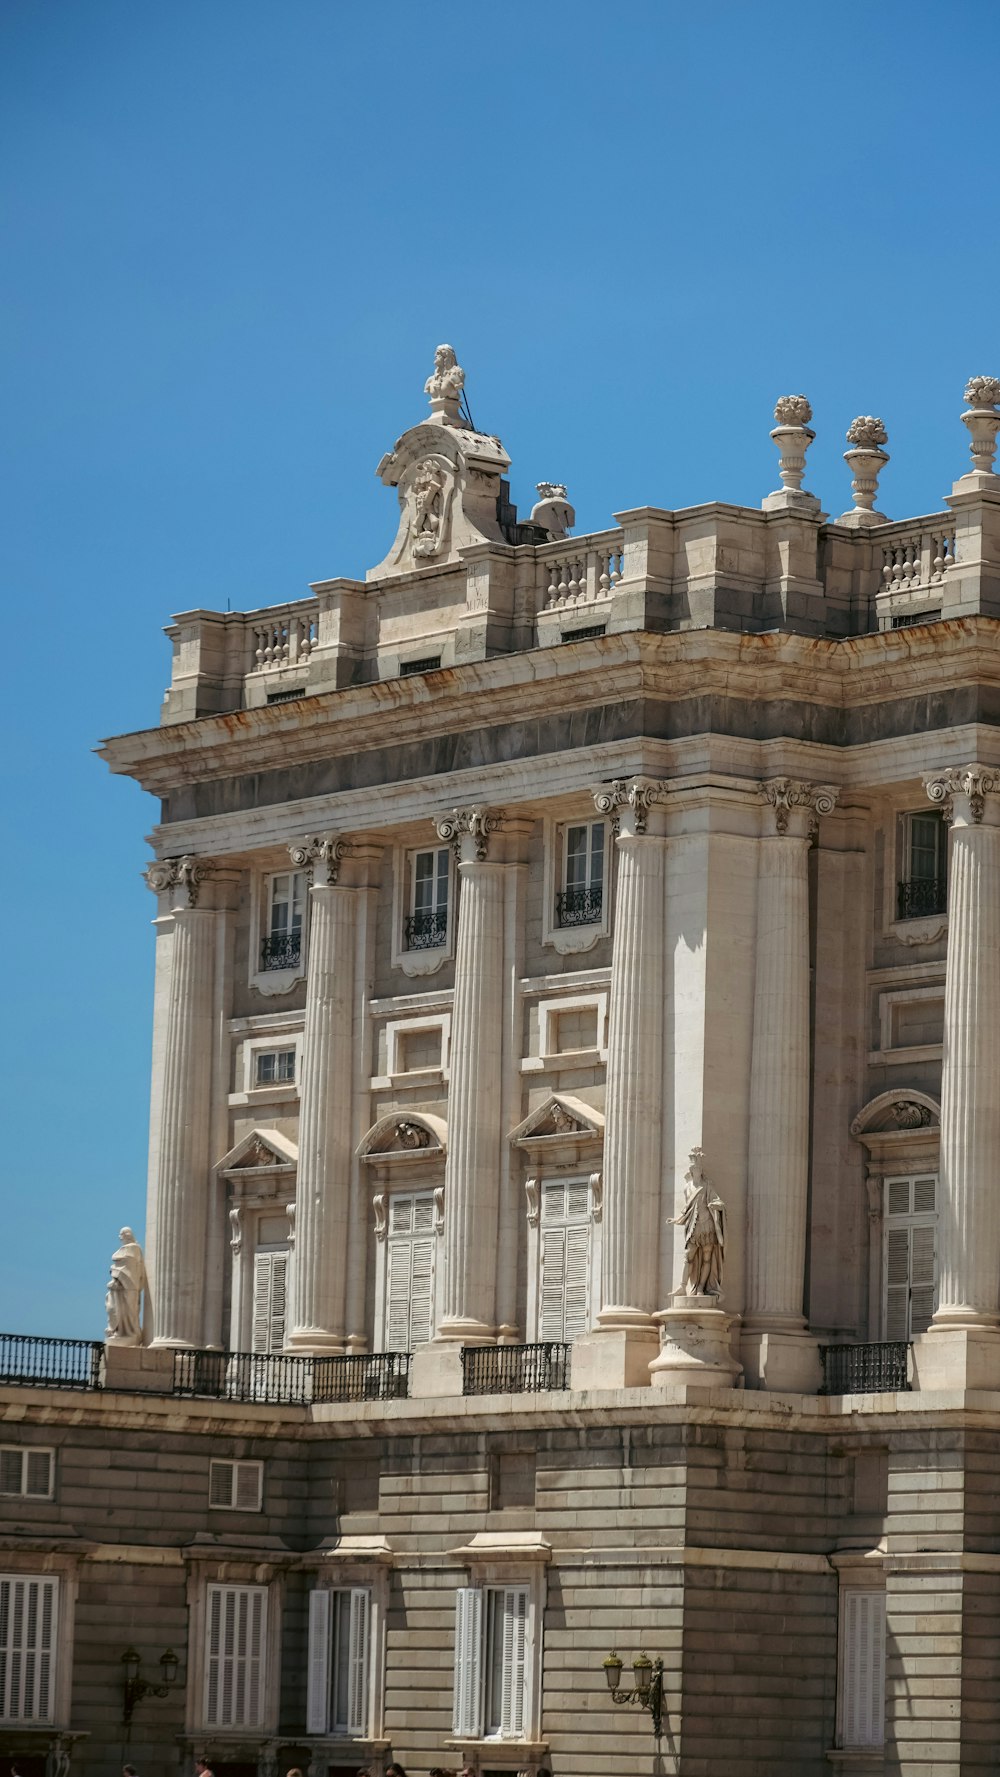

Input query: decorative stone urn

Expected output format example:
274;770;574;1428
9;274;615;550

957;375;1000;487
763;395;821;514
839;415;890;527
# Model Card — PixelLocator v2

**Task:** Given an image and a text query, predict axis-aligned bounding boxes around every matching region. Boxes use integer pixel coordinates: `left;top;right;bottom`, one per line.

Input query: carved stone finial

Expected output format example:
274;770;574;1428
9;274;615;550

425;343;466;427
766;396;819;511
960;376;1000;481
435;806;503;861
288;834;347;886
925;765;1000;825
528;481;575;540
774;394;813;427
759;778;839;835
846;415;888;449
143;855;207;908
593;776;665;837
840;416;890;526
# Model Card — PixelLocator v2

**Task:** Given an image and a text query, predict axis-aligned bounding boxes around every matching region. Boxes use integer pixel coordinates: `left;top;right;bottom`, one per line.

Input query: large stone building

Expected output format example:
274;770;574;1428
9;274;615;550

5;353;1000;1777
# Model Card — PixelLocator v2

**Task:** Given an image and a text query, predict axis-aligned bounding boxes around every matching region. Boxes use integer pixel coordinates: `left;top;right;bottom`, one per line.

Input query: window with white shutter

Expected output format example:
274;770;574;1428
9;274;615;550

385;1193;436;1350
883;1174;937;1339
204;1583;267;1728
0;1449;54;1500
0;1575;58;1722
208;1459;263;1512
251;1249;289;1354
453;1585;529;1742
838;1589;886;1747
539;1179;592;1341
306;1587;372;1736
452;1586;484;1737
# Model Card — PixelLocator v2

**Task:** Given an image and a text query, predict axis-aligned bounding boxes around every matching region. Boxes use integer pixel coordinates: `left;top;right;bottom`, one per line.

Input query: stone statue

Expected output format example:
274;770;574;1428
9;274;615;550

424;343;466;425
104;1227;147;1344
668;1149;726;1297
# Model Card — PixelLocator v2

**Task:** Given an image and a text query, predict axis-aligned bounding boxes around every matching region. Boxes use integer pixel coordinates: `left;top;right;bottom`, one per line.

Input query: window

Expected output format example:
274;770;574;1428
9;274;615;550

453;1585;529;1740
884;1173;937;1339
396;1027;442;1073
209;1459;263;1512
0;1575;58;1723
897;811;947;920
262;871;306;970
306;1587;372;1736
399;655;442;676
0;1448;54;1500
251;1247;289;1354
255;1048;296;1086
551;1006;599;1054
557;822;605;927
406;848;450;951
385;1193;436;1349
204;1583;267;1729
539;1180;591;1341
837;1589;885;1747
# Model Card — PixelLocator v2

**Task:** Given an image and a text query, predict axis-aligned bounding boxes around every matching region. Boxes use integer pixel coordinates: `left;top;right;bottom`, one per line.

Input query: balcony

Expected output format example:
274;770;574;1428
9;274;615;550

261;930;302;971
896;877;947;920
404;908;448;951
172;1349;411;1405
556;885;603;928
820;1341;911;1395
462;1342;571;1395
0;1333;103;1390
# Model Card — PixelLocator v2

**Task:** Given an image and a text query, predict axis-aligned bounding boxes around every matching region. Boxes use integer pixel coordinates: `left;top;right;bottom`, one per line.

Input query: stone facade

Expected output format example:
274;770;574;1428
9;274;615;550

6;355;1000;1775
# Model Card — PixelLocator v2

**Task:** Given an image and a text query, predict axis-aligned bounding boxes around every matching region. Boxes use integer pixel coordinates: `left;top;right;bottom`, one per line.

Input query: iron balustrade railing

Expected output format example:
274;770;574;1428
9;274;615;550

897;877;947;920
0;1333;103;1391
556;885;603;927
172;1349;411;1405
820;1341;911;1395
404;908;448;951
462;1342;571;1395
261;930;302;971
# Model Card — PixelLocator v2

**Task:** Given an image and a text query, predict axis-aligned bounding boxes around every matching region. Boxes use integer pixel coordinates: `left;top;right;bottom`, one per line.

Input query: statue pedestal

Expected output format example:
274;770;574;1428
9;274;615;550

649;1293;742;1390
102;1342;174;1394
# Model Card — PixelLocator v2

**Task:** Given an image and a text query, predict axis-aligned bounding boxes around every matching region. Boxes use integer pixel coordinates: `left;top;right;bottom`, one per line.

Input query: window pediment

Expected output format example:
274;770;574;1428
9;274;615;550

216;1128;298;1176
509;1093;604;1158
357;1111;448;1162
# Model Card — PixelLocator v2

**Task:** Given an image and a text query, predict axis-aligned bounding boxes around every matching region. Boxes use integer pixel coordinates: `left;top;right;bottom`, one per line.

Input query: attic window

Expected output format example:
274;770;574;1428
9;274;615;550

561;625;606;643
266;687;306;703
891;612;940;629
400;656;442;677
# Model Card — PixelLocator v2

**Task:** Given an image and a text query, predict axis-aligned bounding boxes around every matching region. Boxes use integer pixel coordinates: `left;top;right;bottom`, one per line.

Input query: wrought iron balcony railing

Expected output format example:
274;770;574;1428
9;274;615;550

556;885;603;928
405;908;448;951
0;1333;104;1391
896;877;947;920
171;1348;411;1406
261;930;302;971
462;1341;571;1395
820;1341;911;1395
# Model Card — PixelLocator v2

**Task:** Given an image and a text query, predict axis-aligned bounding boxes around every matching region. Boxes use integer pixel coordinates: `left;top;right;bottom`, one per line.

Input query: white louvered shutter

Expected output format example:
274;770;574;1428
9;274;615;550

209;1461;234;1507
563;1224;591;1338
251;1251;288;1354
452;1586;484;1737
24;1451;52;1499
306;1588;332;1734
884;1227;911;1341
539;1226;567;1341
540;1181;592;1340
499;1587;528;1739
386;1194;436;1349
0;1451;22;1494
205;1583;266;1727
0;1575;58;1722
909;1224;936;1334
346;1587;372;1735
839;1590;885;1747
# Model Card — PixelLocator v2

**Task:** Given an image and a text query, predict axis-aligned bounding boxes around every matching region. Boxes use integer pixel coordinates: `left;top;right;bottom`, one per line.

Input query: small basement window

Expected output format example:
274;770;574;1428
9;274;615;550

266;687;306;703
560;624;606;642
400;656;442;676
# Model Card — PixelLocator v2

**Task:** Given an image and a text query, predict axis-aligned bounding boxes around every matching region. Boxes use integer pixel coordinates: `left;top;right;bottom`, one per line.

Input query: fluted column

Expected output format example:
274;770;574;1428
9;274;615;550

435;806;508;1341
146;857;217;1348
742;779;837;1392
286;836;357;1354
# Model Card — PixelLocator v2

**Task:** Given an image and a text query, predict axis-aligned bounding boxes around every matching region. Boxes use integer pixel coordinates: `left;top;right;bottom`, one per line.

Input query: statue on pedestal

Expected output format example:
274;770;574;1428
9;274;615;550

104;1227;147;1344
668;1148;726;1297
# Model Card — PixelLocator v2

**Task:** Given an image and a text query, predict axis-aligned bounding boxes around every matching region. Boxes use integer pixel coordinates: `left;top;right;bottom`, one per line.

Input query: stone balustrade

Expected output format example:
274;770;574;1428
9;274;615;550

537;532;624;612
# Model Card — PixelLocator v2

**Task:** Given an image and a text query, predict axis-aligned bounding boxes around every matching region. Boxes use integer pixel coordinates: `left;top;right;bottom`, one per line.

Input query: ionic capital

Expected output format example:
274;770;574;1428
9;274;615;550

143;854;208;908
289;833;348;886
593;776;666;837
435;805;504;861
759;778;839;836
924;765;1000;825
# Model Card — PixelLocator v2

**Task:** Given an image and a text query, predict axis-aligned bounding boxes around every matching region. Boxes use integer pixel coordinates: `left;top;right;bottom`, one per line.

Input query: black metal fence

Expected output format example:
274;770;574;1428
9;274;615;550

462;1342;571;1395
172;1348;411;1405
556;885;603;928
404;908;448;951
820;1341;911;1395
260;931;302;971
897;877;947;920
0;1333;103;1390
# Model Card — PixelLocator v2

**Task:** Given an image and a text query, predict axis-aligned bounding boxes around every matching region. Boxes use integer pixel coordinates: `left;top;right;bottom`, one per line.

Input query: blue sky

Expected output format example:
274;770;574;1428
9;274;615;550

2;0;998;1337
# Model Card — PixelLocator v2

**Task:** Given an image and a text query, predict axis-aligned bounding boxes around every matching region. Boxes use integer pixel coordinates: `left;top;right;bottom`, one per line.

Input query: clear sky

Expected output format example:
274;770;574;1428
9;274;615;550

2;0;997;1338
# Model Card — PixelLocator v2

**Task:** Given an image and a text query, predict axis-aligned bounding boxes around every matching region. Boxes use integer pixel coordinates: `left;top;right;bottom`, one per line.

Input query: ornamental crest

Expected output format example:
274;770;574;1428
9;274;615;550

396;454;456;564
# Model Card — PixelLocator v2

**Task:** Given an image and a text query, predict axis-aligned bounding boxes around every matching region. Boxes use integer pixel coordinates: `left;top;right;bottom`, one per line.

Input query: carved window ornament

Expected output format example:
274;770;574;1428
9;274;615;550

850;1091;940;1140
924;765;1000;826
144;854;208;908
758;777;839;835
357;1110;448;1163
435;805;504;862
216;1127;299;1178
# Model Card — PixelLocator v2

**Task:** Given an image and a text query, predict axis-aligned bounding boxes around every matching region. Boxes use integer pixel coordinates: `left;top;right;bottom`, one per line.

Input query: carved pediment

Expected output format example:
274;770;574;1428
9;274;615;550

509;1094;605;1148
216;1128;299;1174
850;1091;940;1139
357;1110;448;1161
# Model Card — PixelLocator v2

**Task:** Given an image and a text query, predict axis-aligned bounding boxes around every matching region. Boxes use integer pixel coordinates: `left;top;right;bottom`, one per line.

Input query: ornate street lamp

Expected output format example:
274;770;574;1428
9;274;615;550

601;1649;664;1737
120;1647;181;1728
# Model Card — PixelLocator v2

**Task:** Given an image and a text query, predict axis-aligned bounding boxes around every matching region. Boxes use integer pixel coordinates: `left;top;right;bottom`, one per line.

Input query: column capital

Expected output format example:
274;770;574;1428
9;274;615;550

593;776;666;837
289;832;348;885
924;765;1000;825
143;854;209;908
759;777;839;836
435;805;504;862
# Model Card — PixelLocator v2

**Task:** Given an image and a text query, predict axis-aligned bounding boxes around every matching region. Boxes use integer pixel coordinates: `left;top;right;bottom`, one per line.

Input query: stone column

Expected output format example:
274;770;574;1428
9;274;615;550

146;857;218;1348
741;779;837;1392
572;778;667;1390
912;766;1000;1391
286;836;358;1354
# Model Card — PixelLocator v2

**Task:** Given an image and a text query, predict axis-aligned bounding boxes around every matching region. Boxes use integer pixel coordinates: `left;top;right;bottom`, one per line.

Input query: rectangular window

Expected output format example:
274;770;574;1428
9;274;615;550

209;1459;263;1512
306;1587;372;1736
385;1193;436;1350
883;1174;937;1340
897;811;947;920
0;1449;54;1500
406;848;450;951
452;1585;529;1740
539;1180;591;1341
204;1583;267;1729
558;822;605;927
0;1575;58;1723
262;871;306;970
255;1049;296;1086
251;1249;289;1354
837;1589;886;1747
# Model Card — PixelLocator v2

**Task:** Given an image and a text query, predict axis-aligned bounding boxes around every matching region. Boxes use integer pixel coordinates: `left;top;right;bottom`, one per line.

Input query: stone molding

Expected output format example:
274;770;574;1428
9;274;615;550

759;777;839;835
592;775;665;836
924;764;1000;824
144;854;208;907
288;832;348;884
435;805;503;860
